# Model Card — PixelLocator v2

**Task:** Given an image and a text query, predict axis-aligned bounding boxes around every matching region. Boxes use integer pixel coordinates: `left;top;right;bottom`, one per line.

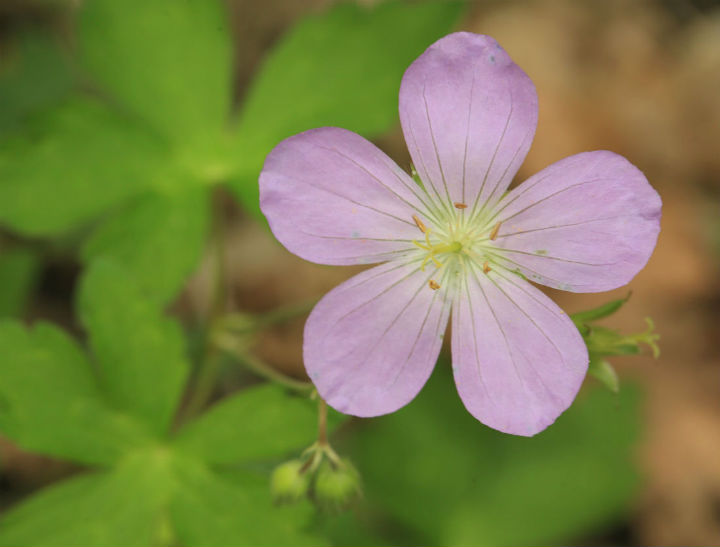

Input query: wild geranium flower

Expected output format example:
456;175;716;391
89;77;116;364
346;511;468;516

259;32;661;436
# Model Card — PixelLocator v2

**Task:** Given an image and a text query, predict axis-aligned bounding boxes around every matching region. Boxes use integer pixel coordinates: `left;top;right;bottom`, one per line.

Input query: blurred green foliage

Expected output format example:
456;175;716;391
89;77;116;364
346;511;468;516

329;367;641;546
0;30;73;136
0;247;41;317
0;1;648;545
229;0;465;211
0;0;464;306
0;260;324;546
0;279;644;546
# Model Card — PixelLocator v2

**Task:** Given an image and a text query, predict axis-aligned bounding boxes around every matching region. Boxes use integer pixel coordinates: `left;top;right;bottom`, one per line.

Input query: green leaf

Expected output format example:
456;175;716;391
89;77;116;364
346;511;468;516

311;511;389;547
77;260;190;436
0;98;167;236
170;458;325;547
82;186;209;306
0;29;74;135
0;321;152;466
345;366;641;546
589;358;620;393
173;384;319;465
571;293;631;327
0;452;174;547
0;447;326;546
79;0;232;148
0;247;41;317
229;0;465;213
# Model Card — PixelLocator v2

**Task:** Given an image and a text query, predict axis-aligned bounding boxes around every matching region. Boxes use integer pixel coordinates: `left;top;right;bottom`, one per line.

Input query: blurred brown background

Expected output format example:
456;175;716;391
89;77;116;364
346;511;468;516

2;0;720;545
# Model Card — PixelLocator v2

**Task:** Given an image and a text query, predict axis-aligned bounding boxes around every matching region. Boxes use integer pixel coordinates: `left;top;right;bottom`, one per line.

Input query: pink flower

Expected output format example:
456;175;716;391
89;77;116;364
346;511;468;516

259;33;661;436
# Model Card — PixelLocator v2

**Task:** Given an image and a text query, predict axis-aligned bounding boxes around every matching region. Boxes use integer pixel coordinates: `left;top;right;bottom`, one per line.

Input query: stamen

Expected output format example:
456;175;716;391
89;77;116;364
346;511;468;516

483;261;491;274
428;280;441;290
412;214;427;234
489;221;501;241
413;230;461;271
453;202;467;209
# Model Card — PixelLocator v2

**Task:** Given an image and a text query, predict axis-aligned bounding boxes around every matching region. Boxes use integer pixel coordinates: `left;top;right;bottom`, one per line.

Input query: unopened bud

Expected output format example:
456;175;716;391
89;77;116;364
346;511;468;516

589;358;619;393
312;459;361;512
270;460;310;504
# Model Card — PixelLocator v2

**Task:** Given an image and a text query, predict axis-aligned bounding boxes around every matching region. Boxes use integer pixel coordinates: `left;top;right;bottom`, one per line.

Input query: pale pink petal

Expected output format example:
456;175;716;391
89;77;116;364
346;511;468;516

451;262;588;436
304;259;451;417
399;32;537;216
487;151;662;292
260;127;429;265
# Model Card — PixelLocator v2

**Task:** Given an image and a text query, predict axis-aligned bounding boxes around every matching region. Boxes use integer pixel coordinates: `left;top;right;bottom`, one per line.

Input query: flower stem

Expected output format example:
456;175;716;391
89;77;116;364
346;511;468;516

217;299;317;334
298;397;342;472
179;190;228;422
213;332;313;393
317;397;328;446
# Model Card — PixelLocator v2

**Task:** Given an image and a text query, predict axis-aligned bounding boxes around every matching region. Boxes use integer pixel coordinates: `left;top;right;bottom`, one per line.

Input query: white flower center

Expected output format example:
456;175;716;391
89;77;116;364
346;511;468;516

411;202;502;290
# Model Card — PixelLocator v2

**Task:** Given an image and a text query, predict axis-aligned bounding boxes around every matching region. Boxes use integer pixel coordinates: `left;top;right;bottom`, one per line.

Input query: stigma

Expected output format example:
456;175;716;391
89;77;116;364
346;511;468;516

411;215;463;271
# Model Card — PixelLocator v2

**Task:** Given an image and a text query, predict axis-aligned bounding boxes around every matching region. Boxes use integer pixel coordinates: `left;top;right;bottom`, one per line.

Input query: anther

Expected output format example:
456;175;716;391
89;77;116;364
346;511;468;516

489;221;501;241
453;202;467;209
483;261;491;274
412;214;427;234
428;280;441;290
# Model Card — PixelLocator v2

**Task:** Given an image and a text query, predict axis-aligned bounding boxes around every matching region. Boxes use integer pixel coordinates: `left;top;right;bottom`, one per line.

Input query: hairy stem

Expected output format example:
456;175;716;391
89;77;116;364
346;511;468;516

317;397;328;446
218;299;317;334
213;332;313;393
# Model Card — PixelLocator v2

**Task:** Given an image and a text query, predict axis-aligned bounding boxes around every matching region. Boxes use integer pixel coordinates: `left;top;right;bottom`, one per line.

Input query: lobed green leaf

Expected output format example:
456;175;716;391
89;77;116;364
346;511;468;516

0;98;167;236
0;452;175;547
82;186;209;306
0;321;152;466
77;260;190;436
173;384;320;465
78;0;232;149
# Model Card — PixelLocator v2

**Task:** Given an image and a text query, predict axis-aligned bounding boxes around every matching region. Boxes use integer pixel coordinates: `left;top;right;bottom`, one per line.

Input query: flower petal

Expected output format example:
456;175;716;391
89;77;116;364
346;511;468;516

451;262;588;436
487;151;662;292
260;127;429;265
399;32;537;215
304;259;452;417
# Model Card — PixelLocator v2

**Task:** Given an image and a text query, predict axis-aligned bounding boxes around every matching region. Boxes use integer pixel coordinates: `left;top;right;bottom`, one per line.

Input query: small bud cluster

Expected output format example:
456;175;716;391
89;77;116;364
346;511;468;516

270;460;312;504
270;443;361;512
572;293;660;393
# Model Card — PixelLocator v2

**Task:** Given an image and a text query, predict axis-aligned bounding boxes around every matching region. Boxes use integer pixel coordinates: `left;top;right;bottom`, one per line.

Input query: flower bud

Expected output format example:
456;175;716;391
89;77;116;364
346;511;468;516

270;459;310;504
588;358;619;393
312;459;361;512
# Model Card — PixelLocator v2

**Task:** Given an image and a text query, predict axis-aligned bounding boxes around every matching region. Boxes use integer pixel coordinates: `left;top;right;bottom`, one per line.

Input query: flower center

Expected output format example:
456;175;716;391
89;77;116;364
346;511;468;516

410;209;502;290
412;232;462;270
